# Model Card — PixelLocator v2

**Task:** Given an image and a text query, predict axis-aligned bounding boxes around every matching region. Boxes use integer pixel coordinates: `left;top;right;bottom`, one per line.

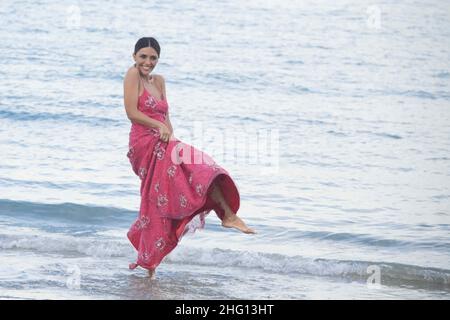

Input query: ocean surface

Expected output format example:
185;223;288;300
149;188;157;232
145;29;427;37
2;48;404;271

0;0;449;299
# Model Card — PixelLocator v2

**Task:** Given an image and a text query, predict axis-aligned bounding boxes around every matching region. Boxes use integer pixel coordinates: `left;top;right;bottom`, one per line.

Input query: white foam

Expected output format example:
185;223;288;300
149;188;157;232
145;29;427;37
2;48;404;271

0;225;133;258
1;225;449;288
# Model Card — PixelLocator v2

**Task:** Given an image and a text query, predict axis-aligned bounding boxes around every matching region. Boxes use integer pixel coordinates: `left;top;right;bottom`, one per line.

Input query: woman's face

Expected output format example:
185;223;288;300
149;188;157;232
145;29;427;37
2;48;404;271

133;47;159;76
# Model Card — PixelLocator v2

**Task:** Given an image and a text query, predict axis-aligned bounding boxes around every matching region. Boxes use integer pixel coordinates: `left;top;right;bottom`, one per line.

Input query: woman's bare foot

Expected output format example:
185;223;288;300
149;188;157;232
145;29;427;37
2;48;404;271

222;214;256;234
209;182;256;234
148;268;156;280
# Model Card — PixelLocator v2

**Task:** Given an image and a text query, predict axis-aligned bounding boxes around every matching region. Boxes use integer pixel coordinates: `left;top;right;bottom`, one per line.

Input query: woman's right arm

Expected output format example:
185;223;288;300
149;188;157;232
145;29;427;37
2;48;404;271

123;67;166;130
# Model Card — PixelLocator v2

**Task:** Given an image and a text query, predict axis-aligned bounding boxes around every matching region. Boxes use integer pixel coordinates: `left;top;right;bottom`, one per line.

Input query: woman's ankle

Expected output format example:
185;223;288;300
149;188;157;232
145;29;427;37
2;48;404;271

223;209;235;219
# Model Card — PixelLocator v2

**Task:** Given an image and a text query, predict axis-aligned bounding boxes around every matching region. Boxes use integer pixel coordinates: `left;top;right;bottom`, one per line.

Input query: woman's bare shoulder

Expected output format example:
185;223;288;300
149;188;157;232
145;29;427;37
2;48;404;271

153;73;166;82
124;66;139;81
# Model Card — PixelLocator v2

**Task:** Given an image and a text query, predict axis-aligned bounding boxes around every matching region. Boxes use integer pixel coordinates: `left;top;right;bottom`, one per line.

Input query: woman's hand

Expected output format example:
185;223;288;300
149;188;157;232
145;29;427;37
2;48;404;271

158;123;171;143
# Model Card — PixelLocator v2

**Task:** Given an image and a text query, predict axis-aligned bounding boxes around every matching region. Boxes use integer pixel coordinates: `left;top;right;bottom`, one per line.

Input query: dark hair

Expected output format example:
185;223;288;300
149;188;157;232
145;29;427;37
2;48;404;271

134;37;161;57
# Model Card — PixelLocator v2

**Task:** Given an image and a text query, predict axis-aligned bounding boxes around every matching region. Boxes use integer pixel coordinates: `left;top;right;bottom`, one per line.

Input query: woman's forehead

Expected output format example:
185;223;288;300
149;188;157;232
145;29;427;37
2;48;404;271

136;47;158;56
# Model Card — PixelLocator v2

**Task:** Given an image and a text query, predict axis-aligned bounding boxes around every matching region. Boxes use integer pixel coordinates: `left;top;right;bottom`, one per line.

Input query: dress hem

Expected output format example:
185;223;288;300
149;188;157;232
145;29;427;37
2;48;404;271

128;171;239;271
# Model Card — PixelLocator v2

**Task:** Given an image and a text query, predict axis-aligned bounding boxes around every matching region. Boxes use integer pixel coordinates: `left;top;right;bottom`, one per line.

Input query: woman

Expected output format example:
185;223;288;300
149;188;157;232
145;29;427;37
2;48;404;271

123;37;255;278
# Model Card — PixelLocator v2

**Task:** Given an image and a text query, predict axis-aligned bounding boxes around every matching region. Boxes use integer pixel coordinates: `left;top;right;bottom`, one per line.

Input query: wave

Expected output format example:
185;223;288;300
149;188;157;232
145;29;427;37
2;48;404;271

1;199;448;251
369;89;450;101
0;199;134;226
0;227;448;290
355;130;402;140
0;109;121;126
274;229;450;250
433;72;450;79
0;231;131;258
168;247;450;289
0;178;133;194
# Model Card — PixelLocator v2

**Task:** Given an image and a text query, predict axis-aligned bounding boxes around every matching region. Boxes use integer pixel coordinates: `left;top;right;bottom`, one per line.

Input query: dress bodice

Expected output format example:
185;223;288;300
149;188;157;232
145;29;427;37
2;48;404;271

129;87;169;146
137;87;168;121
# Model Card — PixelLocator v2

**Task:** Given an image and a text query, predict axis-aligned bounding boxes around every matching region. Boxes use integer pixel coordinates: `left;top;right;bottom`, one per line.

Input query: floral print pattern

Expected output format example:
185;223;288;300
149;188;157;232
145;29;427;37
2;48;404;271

135;216;150;230
167;165;177;178
138;167;146;180
127;147;135;160
144;95;157;109
195;183;204;197
153;141;165;160
140;252;151;262
155;237;166;251
157;194;168;208
179;194;187;208
148;128;160;137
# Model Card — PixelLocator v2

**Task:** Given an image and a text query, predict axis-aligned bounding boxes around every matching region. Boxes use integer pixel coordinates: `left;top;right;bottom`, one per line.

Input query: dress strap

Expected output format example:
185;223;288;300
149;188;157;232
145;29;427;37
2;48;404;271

137;71;142;98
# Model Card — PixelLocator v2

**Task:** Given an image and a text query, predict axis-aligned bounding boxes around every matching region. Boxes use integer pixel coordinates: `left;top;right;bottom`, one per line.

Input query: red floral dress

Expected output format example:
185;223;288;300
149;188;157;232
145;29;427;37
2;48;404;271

126;86;240;270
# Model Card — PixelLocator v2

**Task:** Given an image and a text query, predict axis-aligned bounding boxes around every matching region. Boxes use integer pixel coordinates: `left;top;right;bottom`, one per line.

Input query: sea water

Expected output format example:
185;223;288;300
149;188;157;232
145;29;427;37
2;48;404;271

0;0;449;299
